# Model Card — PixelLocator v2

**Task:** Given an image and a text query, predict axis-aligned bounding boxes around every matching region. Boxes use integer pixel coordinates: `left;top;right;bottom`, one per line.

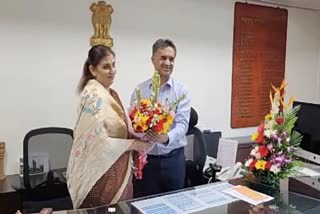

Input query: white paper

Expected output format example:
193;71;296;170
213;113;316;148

51;211;67;214
132;198;181;214
208;182;237;193
216;138;238;168
186;184;238;207
223;185;273;206
297;167;320;177
162;192;207;213
132;182;238;214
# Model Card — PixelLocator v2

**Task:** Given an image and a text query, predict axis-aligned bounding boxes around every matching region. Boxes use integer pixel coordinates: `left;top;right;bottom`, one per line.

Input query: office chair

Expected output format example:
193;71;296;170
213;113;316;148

203;131;222;158
184;107;208;187
22;127;74;212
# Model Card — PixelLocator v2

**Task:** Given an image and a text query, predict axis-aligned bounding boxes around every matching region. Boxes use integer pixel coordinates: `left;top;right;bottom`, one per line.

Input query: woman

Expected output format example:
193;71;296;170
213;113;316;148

67;45;150;208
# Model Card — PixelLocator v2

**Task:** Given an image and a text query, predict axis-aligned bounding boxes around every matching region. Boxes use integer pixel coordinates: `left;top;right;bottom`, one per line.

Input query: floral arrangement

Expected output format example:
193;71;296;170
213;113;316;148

129;71;185;179
242;81;302;188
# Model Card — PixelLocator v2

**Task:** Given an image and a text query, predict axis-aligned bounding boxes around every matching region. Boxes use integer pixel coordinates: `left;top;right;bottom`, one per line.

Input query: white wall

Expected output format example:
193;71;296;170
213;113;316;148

0;0;319;175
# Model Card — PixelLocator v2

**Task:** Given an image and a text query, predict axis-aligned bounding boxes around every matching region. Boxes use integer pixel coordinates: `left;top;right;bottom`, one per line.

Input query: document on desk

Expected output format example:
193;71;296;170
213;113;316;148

162;192;207;213
223;185;273;206
216;138;238;168
187;182;238;207
132;182;238;214
132;197;182;214
132;193;206;214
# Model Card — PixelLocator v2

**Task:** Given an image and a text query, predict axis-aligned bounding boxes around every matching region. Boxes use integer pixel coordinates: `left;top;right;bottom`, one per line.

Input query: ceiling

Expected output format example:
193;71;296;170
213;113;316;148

250;0;320;11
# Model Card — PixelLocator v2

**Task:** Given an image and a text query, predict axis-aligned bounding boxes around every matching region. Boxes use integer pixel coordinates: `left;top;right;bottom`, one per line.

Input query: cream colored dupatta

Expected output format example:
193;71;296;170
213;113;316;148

66;79;133;208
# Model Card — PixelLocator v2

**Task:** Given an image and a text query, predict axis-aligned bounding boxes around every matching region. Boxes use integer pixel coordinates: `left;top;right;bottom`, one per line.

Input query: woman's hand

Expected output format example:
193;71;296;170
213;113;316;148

129;139;153;153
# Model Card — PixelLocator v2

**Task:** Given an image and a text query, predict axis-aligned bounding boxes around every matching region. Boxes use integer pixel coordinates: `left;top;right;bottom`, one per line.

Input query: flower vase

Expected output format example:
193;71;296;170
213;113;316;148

261;176;280;190
245;174;280;196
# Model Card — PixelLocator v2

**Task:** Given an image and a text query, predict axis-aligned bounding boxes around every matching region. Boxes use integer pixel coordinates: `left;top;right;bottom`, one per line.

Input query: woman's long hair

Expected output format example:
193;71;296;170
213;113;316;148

77;45;115;94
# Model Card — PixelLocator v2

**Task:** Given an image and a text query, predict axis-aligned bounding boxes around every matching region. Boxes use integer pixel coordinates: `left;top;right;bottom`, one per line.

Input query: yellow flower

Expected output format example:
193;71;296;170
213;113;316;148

167;114;174;124
255;160;267;170
141;99;151;106
251;132;258;141
162;121;171;134
264;114;272;121
134;113;149;131
133;123;148;132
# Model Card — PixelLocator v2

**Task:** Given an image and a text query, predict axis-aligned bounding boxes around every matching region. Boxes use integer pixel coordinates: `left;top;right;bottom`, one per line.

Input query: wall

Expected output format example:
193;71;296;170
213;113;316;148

0;0;319;175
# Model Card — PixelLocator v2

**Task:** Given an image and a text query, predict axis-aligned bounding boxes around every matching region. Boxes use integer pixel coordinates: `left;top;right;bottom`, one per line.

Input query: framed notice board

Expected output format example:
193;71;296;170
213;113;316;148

231;2;288;128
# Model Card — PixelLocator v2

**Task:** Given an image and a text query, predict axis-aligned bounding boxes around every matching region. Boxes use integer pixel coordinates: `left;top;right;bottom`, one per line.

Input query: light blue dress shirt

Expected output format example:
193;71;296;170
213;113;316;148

130;77;191;155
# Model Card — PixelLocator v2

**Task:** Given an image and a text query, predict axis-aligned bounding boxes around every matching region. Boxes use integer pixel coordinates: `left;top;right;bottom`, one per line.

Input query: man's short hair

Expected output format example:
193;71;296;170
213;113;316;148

152;39;177;56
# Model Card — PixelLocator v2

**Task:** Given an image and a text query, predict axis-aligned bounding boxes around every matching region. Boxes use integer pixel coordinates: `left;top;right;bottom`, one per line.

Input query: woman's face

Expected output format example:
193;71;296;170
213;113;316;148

90;54;116;88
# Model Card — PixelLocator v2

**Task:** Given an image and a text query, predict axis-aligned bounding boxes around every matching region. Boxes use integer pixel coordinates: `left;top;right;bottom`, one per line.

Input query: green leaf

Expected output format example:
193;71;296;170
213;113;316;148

284;105;300;134
168;94;185;111
150;71;160;106
290;130;302;147
135;87;142;108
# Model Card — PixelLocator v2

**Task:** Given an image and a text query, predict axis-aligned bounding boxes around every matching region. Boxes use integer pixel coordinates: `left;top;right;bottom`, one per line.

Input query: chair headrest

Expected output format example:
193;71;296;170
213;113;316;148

189;107;198;128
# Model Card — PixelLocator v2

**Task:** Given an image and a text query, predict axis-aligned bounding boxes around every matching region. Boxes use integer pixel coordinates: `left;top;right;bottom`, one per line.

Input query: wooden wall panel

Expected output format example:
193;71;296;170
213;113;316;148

231;2;288;128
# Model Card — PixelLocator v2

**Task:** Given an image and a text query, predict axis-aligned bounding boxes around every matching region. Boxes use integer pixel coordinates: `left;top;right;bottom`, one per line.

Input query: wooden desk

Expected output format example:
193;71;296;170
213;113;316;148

0;174;23;214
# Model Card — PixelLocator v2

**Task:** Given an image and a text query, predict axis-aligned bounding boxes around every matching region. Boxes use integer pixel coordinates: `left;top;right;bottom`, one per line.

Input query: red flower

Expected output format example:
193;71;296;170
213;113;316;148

152;121;164;133
258;124;264;134
141;103;147;109
265;161;272;170
153;108;160;115
161;118;167;123
276;117;284;125
146;115;154;126
258;145;269;158
256;124;265;144
129;107;137;120
257;134;264;144
249;160;257;172
136;125;143;133
134;153;148;179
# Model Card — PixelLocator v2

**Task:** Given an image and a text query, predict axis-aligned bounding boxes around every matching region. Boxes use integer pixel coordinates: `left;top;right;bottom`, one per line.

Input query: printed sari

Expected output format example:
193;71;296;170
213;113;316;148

67;79;134;208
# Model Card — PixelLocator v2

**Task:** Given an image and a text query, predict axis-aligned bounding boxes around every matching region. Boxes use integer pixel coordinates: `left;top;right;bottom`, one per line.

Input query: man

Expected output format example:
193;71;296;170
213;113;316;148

131;39;191;197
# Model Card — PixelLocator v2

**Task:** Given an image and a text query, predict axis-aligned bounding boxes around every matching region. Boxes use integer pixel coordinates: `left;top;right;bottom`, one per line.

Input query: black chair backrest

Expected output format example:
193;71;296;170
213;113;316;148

23;127;73;191
186;107;207;172
203;131;222;158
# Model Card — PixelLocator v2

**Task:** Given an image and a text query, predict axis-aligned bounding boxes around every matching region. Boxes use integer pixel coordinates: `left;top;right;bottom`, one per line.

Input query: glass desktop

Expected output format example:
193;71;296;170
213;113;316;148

51;175;320;214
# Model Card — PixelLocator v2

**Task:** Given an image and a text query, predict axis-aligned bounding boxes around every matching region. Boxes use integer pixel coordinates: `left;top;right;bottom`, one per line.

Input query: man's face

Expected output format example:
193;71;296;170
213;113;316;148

151;47;176;80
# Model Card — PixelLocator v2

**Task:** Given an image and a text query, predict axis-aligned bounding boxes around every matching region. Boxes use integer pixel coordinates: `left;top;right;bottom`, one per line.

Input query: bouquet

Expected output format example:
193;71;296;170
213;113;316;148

129;71;185;179
242;81;303;188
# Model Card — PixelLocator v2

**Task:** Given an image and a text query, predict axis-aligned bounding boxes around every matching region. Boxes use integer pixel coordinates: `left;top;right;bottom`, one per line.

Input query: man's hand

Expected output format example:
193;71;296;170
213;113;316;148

146;130;169;144
39;208;53;214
